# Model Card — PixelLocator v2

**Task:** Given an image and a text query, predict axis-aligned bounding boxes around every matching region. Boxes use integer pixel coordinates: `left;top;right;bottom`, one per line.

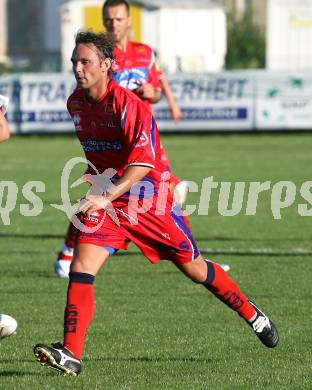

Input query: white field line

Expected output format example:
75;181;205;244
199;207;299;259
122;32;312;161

201;247;312;256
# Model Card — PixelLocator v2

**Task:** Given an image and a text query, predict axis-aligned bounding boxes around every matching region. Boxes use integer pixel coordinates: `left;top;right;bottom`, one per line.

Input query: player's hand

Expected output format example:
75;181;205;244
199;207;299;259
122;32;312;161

170;103;183;122
135;79;155;100
78;195;111;216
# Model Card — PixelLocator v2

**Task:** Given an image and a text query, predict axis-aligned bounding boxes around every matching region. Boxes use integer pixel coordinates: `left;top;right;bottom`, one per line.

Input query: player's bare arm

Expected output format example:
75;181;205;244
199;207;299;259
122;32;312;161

0;108;10;143
160;77;183;121
79;165;151;216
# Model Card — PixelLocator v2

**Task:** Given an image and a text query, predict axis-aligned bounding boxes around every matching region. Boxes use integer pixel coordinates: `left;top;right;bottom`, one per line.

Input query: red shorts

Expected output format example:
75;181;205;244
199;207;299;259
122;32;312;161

76;201;199;264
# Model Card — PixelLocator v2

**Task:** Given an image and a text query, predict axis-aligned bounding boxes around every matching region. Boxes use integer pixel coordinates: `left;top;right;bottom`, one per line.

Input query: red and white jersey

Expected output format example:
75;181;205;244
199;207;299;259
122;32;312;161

67;79;169;204
112;41;161;108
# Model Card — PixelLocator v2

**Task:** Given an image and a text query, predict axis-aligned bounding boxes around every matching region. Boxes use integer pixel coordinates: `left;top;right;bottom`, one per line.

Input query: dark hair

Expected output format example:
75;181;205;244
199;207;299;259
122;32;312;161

75;30;116;61
103;0;130;14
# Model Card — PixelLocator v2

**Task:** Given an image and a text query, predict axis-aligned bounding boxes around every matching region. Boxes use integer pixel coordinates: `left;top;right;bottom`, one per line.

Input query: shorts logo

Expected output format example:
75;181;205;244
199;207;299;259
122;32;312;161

179;240;190;252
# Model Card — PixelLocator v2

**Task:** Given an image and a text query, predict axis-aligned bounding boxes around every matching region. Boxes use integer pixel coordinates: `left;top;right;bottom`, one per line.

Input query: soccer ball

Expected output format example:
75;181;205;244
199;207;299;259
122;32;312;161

0;314;18;340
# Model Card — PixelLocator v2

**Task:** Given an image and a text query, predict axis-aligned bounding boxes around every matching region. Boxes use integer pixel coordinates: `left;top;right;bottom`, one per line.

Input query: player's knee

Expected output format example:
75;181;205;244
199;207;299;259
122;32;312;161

178;257;208;284
70;257;91;274
189;271;207;284
183;266;207;284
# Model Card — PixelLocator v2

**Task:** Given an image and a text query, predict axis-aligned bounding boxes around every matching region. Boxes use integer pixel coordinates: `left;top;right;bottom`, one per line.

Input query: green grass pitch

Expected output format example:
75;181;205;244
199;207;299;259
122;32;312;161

0;133;312;389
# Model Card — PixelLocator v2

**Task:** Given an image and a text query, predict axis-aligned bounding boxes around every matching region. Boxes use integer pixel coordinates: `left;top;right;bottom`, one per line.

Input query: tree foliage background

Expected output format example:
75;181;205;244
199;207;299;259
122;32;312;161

225;11;265;69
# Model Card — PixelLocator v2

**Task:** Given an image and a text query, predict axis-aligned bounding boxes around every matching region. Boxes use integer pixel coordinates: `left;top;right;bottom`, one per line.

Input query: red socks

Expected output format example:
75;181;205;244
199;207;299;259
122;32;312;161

64;272;95;359
204;260;256;321
62;263;256;359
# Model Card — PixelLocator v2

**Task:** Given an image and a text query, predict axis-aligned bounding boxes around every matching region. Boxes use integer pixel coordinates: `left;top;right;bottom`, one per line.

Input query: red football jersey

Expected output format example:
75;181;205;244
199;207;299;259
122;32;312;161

112;41;161;108
67;79;169;205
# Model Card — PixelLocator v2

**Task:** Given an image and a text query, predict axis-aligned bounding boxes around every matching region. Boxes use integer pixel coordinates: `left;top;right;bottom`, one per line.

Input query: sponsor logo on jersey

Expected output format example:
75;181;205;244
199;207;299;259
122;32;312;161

113;68;149;90
80;139;123;152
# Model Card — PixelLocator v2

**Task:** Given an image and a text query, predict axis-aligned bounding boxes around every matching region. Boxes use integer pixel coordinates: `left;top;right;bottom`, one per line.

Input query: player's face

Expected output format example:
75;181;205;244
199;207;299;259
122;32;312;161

103;4;131;44
71;44;107;90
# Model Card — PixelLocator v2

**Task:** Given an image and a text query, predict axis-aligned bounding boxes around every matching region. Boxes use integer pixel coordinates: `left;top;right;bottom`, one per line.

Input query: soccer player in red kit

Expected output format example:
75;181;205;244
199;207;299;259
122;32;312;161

34;31;278;377
54;0;189;277
105;0;182;122
103;0;161;107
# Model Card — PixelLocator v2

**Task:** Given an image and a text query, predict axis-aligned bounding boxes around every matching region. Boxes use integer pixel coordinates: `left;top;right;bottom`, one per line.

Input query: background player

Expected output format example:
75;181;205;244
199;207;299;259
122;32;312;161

34;31;278;377
103;0;161;105
156;63;183;122
106;0;182;121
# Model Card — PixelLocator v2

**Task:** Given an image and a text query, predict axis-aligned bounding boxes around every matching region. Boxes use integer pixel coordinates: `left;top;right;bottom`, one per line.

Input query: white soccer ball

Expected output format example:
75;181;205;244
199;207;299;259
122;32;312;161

0;314;18;340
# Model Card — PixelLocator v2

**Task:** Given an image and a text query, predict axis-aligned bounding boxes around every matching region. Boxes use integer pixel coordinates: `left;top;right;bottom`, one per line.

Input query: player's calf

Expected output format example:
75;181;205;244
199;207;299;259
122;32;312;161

202;260;279;348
